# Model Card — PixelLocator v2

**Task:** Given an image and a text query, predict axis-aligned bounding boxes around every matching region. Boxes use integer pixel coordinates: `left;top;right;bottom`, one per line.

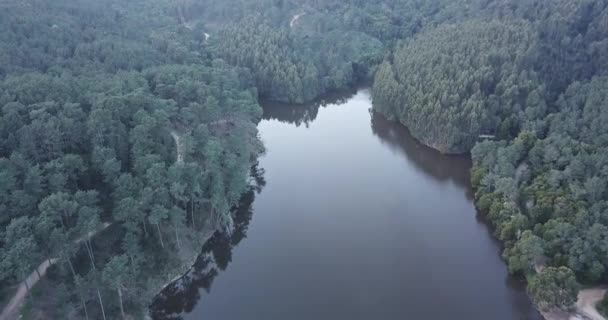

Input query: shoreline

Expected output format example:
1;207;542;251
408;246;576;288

541;288;607;320
372;108;606;320
0;223;112;320
150;220;219;298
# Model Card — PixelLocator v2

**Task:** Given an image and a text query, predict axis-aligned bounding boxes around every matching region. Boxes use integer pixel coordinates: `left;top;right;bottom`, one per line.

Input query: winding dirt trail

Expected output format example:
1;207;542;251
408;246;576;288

541;288;607;320
576;288;607;320
0;223;111;320
2;130;189;319
290;13;305;28
177;4;210;41
0;259;57;320
171;131;184;164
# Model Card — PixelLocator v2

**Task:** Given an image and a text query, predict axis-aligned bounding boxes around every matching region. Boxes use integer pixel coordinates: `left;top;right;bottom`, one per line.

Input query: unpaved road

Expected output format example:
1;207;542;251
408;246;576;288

290;13;305;28
0;223;111;320
171;131;184;164
576;288;607;320
541;288;607;320
0;259;57;320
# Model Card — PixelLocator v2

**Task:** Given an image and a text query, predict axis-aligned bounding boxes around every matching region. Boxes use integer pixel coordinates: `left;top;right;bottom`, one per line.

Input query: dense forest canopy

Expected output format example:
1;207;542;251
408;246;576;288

176;0;483;103
0;0;263;318
472;76;608;308
1;0;608;318
372;0;608;313
373;0;608;152
373;19;542;153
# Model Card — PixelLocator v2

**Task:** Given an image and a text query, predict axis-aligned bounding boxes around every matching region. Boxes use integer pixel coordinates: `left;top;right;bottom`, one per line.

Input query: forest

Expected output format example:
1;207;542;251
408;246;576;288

0;0;263;318
1;0;608;318
371;0;608;314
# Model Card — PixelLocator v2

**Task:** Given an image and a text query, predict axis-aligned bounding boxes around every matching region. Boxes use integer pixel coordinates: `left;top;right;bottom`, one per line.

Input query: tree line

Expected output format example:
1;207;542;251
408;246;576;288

373;0;608;313
2;0;608;317
0;0;263;318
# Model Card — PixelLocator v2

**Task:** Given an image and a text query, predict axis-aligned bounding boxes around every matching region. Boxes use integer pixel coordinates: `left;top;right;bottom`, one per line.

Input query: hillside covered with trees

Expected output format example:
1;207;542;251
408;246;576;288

0;0;263;318
175;0;480;104
472;76;608;311
2;0;608;317
372;0;608;314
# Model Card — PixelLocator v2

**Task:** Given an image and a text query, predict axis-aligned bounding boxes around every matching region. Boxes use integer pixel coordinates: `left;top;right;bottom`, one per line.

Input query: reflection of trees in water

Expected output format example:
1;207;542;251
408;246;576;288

261;87;358;127
370;112;474;198
373;113;539;317
149;164;265;320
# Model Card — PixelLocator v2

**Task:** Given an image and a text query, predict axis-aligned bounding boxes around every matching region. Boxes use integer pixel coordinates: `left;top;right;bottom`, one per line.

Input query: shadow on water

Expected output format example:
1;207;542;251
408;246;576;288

151;89;541;320
149;164;265;320
264;90;474;195
261;87;359;127
370;112;540;319
370;112;474;199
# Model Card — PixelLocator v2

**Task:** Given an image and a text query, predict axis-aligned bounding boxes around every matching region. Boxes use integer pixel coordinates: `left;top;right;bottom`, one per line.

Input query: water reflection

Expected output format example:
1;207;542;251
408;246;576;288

369;111;536;317
152;89;540;320
263;91;473;197
370;112;474;198
261;87;358;127
150;164;265;320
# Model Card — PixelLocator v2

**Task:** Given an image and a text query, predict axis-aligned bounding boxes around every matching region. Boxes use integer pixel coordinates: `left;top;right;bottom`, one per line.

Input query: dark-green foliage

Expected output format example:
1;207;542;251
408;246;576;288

210;15;383;103
371;0;608;311
472;77;608;285
373;19;543;153
0;0;263;318
528;266;580;311
2;0;608;316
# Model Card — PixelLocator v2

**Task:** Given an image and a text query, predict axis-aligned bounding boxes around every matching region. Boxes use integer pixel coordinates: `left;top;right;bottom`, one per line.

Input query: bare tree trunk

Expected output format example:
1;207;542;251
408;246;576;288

80;293;89;320
35;267;42;280
87;239;95;259
191;209;196;229
142;219;148;236
191;194;196;228
156;224;165;248
76;284;89;320
97;289;107;320
129;255;136;274
118;287;125;320
24;278;30;298
60;214;68;230
65;256;76;276
65;252;90;318
65;254;90;319
84;241;96;270
174;224;181;250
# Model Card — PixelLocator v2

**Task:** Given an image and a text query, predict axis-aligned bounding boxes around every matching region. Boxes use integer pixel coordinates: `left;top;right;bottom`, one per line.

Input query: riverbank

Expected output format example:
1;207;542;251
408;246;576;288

151;88;540;319
541;288;607;320
371;105;606;320
0;223;112;320
146;220;220;319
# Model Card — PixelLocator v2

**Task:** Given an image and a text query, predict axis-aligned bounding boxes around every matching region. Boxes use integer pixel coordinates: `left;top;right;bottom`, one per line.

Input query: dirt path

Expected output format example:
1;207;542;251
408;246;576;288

177;5;190;29
176;4;211;41
0;259;57;320
171;131;184;164
576;288;607;320
0;223;111;320
290;13;305;28
541;288;607;320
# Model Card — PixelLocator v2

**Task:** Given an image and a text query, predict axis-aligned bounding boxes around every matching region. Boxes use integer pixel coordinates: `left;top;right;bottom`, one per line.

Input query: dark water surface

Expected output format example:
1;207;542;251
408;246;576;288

153;89;541;320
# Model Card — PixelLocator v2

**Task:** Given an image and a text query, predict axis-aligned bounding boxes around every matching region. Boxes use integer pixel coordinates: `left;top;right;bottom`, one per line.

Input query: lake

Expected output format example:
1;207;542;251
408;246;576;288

151;88;542;320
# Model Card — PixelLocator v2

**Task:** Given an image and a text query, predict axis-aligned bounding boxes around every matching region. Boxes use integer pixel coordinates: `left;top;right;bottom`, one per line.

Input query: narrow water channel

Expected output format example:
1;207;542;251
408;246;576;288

152;89;542;320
